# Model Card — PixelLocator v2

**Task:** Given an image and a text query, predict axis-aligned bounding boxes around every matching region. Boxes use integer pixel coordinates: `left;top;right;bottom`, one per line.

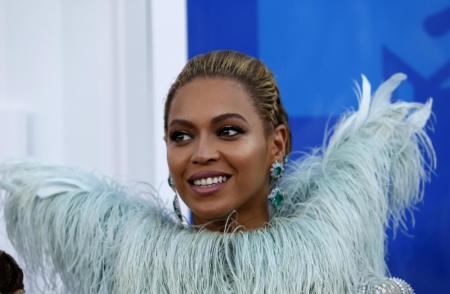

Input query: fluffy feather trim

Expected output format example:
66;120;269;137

0;74;435;293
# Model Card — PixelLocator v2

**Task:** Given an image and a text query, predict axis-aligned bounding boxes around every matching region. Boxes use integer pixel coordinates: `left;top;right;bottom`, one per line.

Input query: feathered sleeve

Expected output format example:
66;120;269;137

279;73;435;286
0;162;173;293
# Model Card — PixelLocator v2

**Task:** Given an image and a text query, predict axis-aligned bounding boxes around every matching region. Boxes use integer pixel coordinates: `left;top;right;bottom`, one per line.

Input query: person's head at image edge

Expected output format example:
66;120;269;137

164;50;292;231
0;250;25;294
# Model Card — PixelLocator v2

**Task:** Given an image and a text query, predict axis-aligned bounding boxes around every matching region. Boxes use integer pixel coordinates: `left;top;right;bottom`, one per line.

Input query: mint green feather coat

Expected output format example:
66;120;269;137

0;74;434;293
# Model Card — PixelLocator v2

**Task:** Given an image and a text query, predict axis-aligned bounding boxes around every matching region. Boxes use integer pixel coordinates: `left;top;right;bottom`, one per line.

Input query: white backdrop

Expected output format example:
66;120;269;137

0;0;187;290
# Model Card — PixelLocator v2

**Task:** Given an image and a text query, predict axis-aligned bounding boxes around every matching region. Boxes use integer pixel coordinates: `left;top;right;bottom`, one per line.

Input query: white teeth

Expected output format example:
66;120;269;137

193;176;228;186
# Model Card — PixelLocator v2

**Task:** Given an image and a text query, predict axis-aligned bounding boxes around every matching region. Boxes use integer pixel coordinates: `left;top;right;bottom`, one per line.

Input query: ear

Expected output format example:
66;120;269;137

270;124;288;162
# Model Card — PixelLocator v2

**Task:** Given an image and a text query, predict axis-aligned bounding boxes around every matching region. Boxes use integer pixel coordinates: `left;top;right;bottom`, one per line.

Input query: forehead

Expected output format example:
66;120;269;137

168;77;261;124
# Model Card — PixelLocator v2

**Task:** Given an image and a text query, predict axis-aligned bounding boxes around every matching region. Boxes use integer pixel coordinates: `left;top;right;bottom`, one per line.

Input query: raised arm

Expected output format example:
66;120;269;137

279;73;435;291
0;162;170;293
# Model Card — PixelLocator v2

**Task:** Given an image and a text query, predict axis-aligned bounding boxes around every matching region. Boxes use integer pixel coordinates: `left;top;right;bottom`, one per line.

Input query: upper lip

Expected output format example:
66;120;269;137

188;171;231;182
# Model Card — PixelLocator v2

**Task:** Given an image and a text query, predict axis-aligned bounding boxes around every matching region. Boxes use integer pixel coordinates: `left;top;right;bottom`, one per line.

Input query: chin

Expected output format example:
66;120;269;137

191;204;237;223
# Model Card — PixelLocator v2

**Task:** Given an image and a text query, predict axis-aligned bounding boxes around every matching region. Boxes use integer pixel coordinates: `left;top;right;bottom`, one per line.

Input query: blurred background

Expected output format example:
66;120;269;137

0;0;449;292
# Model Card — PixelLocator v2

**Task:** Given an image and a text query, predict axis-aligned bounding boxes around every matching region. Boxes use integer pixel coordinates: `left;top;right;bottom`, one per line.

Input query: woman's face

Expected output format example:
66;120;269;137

166;77;285;230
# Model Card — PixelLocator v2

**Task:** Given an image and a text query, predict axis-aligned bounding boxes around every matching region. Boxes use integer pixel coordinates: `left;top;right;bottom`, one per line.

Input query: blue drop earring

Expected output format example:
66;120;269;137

268;160;285;208
168;176;187;226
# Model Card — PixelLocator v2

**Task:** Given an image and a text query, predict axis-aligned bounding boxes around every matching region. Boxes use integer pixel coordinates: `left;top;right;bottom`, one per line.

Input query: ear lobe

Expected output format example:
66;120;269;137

271;125;288;161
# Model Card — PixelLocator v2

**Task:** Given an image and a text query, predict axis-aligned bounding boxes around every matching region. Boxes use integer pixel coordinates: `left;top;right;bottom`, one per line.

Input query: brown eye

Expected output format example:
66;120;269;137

170;131;193;143
217;126;244;138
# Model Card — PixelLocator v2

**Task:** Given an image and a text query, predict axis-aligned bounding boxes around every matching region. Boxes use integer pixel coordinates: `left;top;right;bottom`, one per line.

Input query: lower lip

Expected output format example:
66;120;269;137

189;180;228;195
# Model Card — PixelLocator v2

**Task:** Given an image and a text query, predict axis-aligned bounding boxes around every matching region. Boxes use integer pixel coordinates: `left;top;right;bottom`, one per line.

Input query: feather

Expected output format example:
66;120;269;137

372;73;407;109
0;73;434;293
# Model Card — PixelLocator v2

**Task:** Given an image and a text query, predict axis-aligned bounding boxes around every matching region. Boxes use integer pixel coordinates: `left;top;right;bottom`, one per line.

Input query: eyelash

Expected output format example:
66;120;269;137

169;126;245;143
217;125;245;138
169;131;192;143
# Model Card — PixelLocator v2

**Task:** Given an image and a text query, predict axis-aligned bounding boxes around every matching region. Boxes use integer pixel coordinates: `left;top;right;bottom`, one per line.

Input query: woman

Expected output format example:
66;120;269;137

0;51;433;293
164;51;290;231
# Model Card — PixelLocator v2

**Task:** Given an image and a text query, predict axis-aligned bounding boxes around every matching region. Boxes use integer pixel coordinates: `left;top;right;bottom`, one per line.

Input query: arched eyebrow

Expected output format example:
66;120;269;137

169;113;249;128
169;119;195;129
211;113;248;125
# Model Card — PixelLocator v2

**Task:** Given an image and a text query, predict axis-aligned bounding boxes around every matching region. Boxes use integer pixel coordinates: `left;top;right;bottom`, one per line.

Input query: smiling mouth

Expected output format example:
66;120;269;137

190;175;230;186
188;174;231;195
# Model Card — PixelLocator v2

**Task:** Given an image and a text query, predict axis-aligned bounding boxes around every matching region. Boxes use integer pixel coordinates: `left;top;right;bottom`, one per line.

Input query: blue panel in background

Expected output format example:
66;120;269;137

187;0;258;58
257;2;450;292
382;6;450;290
188;1;450;293
289;116;337;156
258;0;383;117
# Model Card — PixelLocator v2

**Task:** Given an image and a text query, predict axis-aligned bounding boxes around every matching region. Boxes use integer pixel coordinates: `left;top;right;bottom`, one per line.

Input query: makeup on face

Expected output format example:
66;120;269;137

166;77;275;230
187;170;231;196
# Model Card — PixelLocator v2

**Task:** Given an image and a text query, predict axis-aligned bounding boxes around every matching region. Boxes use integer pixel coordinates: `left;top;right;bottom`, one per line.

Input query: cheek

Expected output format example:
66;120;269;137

225;139;271;176
167;147;190;179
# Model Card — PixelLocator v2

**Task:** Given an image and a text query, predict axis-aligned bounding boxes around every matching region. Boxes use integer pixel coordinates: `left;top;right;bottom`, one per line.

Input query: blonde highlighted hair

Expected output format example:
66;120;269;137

164;50;292;154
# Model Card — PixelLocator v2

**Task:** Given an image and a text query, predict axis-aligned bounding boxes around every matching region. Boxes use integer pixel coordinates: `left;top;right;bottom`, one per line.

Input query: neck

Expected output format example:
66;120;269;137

192;202;270;232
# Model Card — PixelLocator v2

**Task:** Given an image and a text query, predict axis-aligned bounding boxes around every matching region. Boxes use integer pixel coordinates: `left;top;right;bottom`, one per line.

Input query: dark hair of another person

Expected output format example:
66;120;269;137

0;250;24;293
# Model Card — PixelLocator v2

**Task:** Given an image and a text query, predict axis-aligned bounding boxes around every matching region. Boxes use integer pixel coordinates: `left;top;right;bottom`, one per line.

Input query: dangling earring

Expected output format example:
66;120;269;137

268;160;285;208
168;176;188;226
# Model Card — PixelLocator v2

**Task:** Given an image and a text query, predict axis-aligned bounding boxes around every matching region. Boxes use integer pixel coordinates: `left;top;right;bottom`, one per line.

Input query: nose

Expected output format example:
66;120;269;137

191;135;220;164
